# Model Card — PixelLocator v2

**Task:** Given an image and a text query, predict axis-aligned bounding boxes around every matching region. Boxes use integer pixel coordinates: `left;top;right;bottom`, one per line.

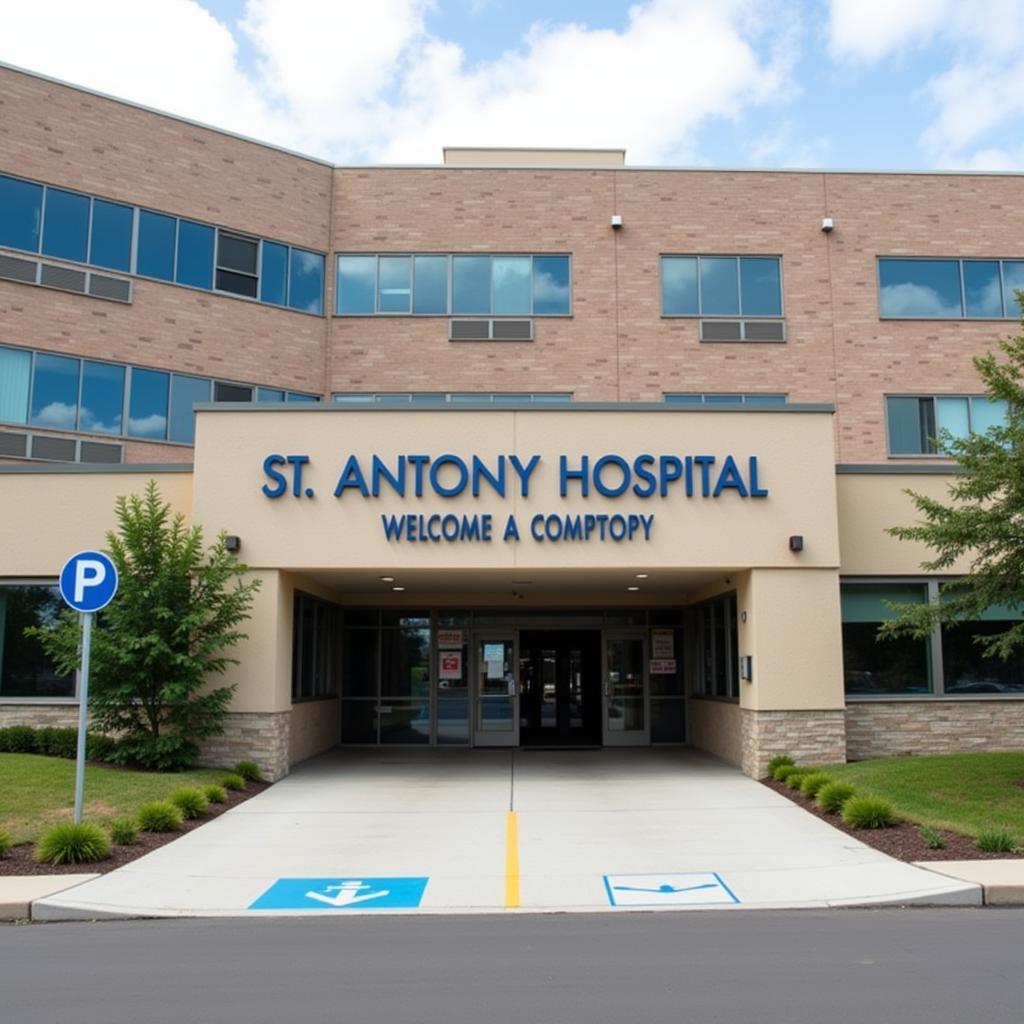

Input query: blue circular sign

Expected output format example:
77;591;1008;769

59;550;119;613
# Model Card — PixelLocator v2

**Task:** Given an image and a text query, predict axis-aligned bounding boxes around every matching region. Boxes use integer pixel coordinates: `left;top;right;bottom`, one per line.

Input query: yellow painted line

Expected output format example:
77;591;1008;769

504;810;520;908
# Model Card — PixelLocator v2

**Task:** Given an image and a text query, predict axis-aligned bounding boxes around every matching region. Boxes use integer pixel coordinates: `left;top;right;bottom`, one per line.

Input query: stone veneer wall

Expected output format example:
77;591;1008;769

0;703;80;728
846;700;1024;761
688;698;743;769
198;710;291;781
741;708;847;779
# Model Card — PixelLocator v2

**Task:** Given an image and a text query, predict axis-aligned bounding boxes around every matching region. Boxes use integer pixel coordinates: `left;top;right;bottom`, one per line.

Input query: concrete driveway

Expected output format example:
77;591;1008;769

34;749;978;919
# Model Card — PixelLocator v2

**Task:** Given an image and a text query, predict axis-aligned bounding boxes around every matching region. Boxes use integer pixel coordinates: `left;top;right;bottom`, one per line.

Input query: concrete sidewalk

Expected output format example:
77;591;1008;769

32;749;981;919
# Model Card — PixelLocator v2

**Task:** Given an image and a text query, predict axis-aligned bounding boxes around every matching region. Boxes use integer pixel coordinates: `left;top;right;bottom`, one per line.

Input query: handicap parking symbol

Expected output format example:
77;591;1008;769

603;872;739;907
249;876;428;911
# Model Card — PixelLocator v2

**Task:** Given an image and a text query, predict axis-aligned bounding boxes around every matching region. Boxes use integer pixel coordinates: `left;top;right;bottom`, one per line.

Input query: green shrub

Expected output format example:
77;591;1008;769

35;822;111;865
203;784;228;804
919;825;946;850
773;764;800;782
799;772;833;798
234;760;262;782
137;801;184;833
169;787;209;820
0;725;38;754
766;754;794;776
86;734;119;763
221;773;246;792
36;727;79;759
976;827;1017;853
108;818;139;846
0;828;12;859
816;781;857;813
785;769;813;790
842;795;898;829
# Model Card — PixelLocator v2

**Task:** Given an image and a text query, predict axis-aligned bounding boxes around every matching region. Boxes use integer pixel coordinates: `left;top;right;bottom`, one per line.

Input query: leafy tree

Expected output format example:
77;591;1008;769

31;480;260;770
880;315;1024;659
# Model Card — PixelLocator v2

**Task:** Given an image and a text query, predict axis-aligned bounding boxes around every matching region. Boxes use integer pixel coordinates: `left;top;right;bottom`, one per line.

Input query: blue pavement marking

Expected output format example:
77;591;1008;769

603;872;740;907
249;877;429;911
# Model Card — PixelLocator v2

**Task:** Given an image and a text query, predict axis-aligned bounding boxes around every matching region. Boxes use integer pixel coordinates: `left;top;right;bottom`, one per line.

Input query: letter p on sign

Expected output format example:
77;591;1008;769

59;550;119;614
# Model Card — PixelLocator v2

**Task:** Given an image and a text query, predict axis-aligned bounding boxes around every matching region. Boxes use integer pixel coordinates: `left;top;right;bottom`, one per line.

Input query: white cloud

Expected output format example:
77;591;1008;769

827;0;1024;168
0;0;801;164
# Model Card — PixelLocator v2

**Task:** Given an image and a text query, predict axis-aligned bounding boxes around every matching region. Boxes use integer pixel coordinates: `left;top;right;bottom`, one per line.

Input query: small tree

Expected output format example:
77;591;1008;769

33;480;260;770
880;313;1024;657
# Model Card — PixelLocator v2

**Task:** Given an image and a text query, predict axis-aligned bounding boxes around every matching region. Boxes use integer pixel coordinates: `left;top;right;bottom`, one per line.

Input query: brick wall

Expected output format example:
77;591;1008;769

846;701;1024;761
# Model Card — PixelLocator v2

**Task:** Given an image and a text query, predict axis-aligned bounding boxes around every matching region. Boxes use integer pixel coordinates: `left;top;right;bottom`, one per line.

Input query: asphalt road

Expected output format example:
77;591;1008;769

3;909;1022;1024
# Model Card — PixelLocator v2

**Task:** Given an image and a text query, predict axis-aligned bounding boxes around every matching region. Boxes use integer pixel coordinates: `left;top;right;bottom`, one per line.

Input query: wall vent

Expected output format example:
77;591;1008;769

0;430;124;464
30;435;78;461
79;440;124;464
449;318;534;342
0;254;38;284
88;274;132;303
0;431;29;458
0;251;132;304
699;319;786;343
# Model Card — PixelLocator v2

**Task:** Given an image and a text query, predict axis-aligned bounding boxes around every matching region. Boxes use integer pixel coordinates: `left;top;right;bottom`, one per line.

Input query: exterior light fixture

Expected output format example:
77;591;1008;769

789;535;804;552
610;214;623;229
821;217;834;232
224;535;241;552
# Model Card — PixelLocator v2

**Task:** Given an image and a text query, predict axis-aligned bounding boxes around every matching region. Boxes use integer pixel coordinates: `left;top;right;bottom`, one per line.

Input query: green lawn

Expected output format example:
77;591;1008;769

818;752;1024;839
0;754;229;844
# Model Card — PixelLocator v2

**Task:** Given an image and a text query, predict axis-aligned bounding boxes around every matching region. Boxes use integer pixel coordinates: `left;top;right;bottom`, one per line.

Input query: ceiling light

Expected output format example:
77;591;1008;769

380;576;395;582
392;586;405;592
627;585;640;592
635;573;648;579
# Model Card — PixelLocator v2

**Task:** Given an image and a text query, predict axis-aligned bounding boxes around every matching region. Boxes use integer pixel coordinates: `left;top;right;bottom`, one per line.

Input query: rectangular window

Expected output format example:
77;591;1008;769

41;187;90;264
213;381;253;403
1003;262;1024;317
288;248;324;314
665;393;787;405
879;257;1024;319
286;392;319;403
31;353;80;430
292;593;340;701
336;255;377;314
452;255;491;314
942;602;1024;695
175;220;215;290
0;174;43;252
532;256;571;315
216;232;259;298
137;210;176;281
169;374;211;444
841;583;932;694
886;395;1009;454
79;360;125;435
413;255;448;314
662;256;783;317
88;199;133;272
0;586;75;698
963;260;1002;318
256;387;285;403
0;346;31;424
127;367;169;439
694;594;738;699
378;255;412;313
260;241;288;307
492;256;531;314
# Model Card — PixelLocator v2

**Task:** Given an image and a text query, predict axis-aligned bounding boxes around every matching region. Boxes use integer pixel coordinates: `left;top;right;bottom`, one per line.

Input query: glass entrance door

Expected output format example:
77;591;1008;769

473;633;518;746
603;632;650;746
519;630;602;746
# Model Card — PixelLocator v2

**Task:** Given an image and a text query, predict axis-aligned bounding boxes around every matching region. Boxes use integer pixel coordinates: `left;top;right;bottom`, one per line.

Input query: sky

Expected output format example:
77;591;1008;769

3;0;1024;170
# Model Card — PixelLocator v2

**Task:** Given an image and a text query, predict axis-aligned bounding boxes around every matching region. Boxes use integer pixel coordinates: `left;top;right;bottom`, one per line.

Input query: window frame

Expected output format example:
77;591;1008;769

291;591;342;703
334;253;573;318
660;254;785;319
877;256;1024;320
884;393;1007;458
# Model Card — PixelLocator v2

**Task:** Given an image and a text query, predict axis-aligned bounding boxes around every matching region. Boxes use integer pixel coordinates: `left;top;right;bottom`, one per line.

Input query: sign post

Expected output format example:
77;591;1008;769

58;551;119;824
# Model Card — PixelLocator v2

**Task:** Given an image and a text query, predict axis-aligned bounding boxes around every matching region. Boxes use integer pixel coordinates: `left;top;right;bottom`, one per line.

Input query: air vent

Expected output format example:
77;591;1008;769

0;431;29;458
30;435;77;461
79;440;123;464
449;318;534;342
40;264;87;294
88;273;132;303
700;319;786;342
0;254;38;284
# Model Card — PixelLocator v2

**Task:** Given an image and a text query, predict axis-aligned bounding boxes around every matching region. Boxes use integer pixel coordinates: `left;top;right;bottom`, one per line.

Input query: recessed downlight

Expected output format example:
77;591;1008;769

635;573;649;579
380;576;395;582
392;586;405;592
627;585;640;592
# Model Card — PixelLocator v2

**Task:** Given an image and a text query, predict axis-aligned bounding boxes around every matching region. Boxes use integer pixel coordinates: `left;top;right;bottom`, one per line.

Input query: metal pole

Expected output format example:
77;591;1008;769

73;611;93;825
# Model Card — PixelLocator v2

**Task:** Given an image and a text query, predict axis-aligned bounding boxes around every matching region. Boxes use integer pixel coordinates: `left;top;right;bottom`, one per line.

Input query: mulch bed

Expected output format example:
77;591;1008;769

762;777;1024;862
0;779;270;876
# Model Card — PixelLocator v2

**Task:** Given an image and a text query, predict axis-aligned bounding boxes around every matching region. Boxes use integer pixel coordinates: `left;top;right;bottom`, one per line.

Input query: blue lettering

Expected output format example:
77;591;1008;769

632;455;656;497
694;455;715;497
593;455;630;497
472;455;505;498
660;456;682;497
372;455;406;497
510;454;541;497
261;454;287;498
430;454;469;498
560;455;589;497
749;456;768;497
408;454;430;497
503;515;520;541
381;514;403;540
713;455;749;497
530;514;546;541
333;455;369;497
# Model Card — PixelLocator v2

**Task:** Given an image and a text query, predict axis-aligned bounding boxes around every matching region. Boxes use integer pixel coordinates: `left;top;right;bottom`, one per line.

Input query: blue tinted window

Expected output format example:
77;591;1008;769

452;256;491;314
960;261;1001;318
739;257;782;316
879;259;962;317
743;394;787;405
1003;262;1024;318
289;249;324;314
41;188;89;263
378;256;411;313
337;256;377;314
664;394;704;405
31;353;80;430
533;256;570;315
661;257;698;315
286;392;319;403
493;257;530;315
256;387;285;403
413;256;448;313
0;176;43;252
88;200;132;272
0;346;31;423
886;397;932;454
168;374;210;444
128;368;169;439
137;211;176;281
260;242;288;306
175;220;214;290
700;257;739;315
79;361;124;434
